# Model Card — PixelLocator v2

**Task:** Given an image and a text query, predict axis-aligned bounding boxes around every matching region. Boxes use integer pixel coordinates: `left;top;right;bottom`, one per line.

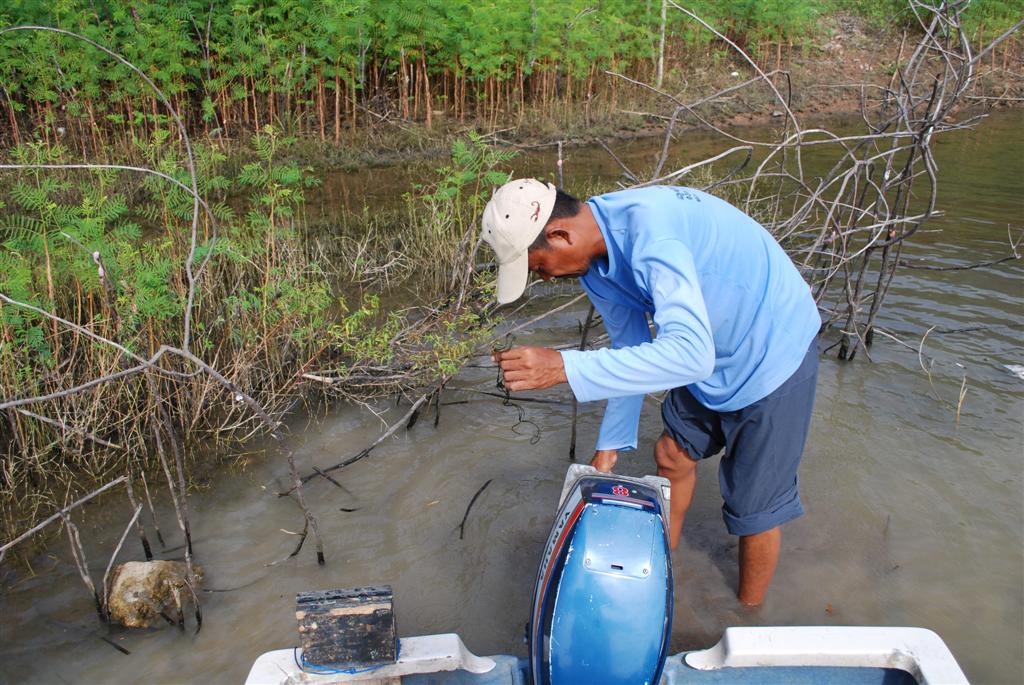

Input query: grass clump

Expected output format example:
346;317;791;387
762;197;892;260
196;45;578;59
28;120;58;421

0;129;510;545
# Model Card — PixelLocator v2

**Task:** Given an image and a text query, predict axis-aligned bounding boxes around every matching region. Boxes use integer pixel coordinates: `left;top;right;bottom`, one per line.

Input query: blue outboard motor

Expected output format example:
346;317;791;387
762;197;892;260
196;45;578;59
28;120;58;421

529;466;673;685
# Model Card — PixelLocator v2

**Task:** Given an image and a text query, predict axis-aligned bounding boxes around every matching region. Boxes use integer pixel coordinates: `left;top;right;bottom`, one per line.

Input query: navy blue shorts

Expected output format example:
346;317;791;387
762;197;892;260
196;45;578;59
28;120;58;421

660;340;818;536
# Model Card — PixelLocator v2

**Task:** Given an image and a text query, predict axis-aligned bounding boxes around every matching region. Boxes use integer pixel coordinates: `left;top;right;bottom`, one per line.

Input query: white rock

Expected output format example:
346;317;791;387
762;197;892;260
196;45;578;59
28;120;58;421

107;560;202;628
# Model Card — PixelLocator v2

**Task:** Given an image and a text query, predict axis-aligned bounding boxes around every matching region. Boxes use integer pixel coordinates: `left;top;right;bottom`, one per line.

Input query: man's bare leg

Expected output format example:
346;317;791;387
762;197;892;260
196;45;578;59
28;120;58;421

653;431;698;551
738;526;780;606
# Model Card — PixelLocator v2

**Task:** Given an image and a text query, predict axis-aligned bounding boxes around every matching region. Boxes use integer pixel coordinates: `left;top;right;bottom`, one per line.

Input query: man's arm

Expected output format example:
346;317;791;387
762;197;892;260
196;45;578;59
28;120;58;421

494;291;651;465
495;240;714;464
560;240;714;401
584;295;651;453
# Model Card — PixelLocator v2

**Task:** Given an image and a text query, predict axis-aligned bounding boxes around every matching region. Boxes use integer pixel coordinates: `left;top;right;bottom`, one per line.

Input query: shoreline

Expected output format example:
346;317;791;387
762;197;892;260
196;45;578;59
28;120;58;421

275;14;1022;171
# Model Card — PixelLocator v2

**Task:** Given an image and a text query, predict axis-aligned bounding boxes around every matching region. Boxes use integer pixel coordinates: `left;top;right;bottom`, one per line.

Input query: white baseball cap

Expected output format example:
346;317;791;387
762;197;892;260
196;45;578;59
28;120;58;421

481;178;557;304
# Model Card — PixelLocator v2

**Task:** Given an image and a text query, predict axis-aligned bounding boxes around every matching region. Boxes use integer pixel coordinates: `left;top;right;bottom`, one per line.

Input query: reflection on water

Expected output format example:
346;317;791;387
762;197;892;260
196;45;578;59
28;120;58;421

1;111;1021;685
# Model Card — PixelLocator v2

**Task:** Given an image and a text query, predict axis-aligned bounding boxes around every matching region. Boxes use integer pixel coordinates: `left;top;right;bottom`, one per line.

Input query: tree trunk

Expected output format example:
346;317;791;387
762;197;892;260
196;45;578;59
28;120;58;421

86;98;100;156
350;70;357;133
4;86;21;146
269;75;276;126
422;50;432;129
400;49;410;119
251;75;260;130
318;68;326;140
458;60;466;121
219;87;230;137
334;67;341;141
413;54;420;120
656;0;667;89
43;236;59;357
242;75;250;126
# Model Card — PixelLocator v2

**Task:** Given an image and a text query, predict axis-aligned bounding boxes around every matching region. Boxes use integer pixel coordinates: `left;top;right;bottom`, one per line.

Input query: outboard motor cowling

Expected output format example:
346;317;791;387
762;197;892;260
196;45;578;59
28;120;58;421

529;465;673;685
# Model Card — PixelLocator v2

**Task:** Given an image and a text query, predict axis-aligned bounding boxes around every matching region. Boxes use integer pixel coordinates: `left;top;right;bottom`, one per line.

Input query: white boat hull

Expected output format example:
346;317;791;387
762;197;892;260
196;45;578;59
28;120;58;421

246;626;968;684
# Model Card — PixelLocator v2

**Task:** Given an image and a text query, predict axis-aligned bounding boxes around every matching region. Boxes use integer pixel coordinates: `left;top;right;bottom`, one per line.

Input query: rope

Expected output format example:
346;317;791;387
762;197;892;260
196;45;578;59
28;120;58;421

494;334;541;444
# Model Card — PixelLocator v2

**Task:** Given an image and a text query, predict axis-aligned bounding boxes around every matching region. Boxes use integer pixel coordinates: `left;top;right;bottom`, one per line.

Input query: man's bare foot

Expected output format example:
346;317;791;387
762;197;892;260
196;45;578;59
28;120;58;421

591;449;618;472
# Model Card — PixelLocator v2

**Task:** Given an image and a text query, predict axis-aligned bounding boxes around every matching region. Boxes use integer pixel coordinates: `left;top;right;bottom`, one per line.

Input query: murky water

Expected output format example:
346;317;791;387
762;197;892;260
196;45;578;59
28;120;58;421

2;111;1022;685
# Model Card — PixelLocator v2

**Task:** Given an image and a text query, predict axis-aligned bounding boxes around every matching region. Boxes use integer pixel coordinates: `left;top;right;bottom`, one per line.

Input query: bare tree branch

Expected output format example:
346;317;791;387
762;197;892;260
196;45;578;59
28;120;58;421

0;477;126;560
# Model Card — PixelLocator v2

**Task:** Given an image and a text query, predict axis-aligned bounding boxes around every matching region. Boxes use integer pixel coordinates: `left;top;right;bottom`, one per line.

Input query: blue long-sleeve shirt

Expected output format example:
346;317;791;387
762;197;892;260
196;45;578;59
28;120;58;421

559;186;820;451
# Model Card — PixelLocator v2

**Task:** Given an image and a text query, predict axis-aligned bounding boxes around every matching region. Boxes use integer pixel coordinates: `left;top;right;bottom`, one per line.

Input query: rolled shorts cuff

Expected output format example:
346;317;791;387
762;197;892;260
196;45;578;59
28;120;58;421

722;493;804;536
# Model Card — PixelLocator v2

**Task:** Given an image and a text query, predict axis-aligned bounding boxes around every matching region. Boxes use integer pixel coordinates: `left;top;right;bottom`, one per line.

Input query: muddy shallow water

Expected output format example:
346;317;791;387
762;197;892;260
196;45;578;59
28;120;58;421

1;111;1022;685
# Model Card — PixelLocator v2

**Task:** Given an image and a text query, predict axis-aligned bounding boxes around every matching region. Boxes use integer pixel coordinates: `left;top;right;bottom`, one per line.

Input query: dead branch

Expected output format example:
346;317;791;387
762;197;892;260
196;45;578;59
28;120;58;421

0;476;126;560
138;469;165;548
13;408;122;450
101;504;143;616
569;305;596;462
281;390;434;495
146;374;193;558
123;475;153;560
60;512;103;622
601;1;1019;362
149;420;194;579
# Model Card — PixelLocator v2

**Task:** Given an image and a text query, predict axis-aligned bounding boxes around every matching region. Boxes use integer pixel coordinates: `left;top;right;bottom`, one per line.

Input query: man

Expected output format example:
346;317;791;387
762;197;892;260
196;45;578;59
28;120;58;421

482;178;820;606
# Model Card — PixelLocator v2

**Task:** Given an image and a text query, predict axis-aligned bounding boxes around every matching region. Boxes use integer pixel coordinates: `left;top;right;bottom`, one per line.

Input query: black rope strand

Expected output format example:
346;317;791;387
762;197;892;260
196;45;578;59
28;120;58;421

493;335;541;444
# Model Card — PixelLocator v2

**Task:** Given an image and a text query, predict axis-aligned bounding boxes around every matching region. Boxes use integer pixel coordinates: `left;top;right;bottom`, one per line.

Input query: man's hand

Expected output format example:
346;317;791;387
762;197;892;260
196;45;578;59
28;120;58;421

591;449;618;473
492;346;567;392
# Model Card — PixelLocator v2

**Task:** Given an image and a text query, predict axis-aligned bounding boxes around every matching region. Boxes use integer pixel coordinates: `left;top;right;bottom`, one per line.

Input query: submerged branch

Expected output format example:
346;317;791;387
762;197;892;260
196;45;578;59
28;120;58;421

458;479;493;540
280;390;434;495
0;477;127;560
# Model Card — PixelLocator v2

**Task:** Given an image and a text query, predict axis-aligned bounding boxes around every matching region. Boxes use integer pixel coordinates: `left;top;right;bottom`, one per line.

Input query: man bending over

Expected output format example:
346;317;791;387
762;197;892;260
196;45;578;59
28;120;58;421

483;179;820;606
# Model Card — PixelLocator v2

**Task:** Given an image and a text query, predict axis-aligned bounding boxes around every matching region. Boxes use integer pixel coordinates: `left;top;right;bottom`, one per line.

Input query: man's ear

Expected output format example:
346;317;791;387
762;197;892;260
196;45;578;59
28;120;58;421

546;225;573;246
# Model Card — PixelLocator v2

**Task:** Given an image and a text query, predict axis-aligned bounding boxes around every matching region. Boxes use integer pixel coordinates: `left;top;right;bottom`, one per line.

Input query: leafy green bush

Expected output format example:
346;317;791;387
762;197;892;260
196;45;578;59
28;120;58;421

0;127;513;540
2;1;1009;145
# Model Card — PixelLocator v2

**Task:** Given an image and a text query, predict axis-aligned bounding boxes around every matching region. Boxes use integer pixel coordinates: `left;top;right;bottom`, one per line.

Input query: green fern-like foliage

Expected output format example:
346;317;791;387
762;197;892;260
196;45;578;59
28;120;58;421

126;257;181;323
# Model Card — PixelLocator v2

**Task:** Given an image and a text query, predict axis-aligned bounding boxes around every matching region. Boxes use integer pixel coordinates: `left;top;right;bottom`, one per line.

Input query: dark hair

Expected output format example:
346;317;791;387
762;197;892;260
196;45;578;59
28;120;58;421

529;188;582;251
